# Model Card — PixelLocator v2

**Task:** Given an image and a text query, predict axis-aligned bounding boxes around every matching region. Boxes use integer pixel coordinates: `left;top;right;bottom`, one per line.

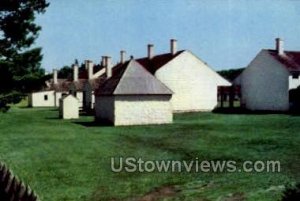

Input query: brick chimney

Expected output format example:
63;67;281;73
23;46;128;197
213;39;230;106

53;69;58;84
276;38;284;55
85;60;93;80
120;50;126;64
106;56;112;78
170;39;177;55
148;44;154;59
72;64;78;82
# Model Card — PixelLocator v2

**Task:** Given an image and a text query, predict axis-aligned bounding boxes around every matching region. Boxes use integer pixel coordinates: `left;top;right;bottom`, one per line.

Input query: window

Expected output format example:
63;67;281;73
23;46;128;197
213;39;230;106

292;73;299;79
44;95;48;100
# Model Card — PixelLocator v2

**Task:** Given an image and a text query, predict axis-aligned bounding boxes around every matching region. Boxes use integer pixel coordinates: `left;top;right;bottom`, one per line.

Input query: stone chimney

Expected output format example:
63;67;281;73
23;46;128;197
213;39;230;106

85;60;93;80
53;69;58;84
276;38;284;55
106;56;112;78
84;60;88;70
120;50;126;64
101;56;106;67
72;64;78;82
170;39;177;55
148;44;154;59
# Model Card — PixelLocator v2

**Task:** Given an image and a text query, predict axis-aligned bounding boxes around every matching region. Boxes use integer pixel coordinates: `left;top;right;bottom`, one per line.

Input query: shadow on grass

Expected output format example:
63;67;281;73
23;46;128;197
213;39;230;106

73;120;113;127
45;117;60;120
17;106;30;109
281;183;300;201
212;107;300;116
18;106;59;111
79;110;94;117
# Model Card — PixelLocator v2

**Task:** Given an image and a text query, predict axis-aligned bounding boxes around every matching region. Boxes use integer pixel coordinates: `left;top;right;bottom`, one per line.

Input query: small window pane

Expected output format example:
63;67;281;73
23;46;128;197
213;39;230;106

292;74;299;79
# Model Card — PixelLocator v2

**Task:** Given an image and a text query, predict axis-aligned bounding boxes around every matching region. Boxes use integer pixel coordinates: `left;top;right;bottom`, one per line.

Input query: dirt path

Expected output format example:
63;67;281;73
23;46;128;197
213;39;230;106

136;185;179;201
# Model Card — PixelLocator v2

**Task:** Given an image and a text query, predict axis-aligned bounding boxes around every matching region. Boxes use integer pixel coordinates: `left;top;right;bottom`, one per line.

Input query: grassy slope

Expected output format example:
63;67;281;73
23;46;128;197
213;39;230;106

0;107;299;200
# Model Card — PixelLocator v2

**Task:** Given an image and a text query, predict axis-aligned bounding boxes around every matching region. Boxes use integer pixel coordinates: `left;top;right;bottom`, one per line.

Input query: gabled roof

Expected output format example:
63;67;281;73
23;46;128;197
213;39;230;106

96;60;173;95
266;49;300;72
136;50;184;74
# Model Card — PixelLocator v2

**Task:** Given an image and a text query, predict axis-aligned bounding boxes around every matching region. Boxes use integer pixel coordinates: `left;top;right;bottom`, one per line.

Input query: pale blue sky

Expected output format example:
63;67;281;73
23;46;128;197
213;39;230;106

35;0;300;71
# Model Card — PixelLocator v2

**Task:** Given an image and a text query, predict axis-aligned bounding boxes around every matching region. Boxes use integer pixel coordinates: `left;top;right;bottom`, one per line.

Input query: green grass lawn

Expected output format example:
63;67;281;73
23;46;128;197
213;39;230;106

0;106;299;201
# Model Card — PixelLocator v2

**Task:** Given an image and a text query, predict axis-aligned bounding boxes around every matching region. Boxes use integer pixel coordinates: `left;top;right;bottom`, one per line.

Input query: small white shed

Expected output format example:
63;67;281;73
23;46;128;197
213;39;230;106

59;95;79;119
95;60;173;126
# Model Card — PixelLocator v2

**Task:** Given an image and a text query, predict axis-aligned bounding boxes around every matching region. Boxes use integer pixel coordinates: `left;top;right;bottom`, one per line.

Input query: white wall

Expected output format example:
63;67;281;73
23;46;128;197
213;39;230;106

289;75;300;90
55;92;64;107
76;91;83;108
241;50;290;111
69;83;84;108
233;74;242;85
155;51;225;112
92;93;95;109
61;95;79;119
114;95;172;126
95;95;172;126
29;91;55;107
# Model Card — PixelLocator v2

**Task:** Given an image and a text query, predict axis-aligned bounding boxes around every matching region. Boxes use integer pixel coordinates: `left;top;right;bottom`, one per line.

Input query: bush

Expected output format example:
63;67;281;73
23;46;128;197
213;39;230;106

0;91;23;113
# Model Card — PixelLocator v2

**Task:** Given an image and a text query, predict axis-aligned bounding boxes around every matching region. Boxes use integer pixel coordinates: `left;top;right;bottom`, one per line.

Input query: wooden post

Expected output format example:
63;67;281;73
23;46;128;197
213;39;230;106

220;87;224;108
229;86;234;108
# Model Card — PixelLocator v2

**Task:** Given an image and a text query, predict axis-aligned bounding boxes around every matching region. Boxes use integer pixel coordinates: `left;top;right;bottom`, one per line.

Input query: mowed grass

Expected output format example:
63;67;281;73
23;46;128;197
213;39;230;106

0;106;299;201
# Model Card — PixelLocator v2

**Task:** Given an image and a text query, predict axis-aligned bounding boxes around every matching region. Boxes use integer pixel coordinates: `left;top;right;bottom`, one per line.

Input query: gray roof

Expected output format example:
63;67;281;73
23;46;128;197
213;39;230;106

96;60;173;95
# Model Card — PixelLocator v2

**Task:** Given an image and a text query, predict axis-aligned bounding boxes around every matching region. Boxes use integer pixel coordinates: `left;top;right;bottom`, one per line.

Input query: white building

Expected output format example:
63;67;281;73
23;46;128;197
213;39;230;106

59;94;79;119
137;39;231;112
95;60;173;126
234;38;300;111
28;90;55;107
28;69;70;107
29;60;101;108
29;39;230;113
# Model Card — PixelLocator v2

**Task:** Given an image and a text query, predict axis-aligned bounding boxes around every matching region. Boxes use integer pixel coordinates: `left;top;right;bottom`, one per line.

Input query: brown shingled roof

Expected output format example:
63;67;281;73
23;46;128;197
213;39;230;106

51;79;72;92
70;79;87;91
86;76;107;90
136;50;184;74
38;79;71;92
267;50;300;72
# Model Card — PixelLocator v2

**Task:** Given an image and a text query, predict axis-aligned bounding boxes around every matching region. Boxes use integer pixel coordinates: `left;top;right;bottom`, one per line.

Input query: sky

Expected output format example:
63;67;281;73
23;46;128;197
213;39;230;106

35;0;300;72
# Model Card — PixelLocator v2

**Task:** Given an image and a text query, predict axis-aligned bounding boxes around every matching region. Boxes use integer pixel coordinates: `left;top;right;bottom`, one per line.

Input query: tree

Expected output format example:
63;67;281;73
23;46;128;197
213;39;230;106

74;59;79;66
0;0;49;111
218;68;245;82
58;65;72;79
